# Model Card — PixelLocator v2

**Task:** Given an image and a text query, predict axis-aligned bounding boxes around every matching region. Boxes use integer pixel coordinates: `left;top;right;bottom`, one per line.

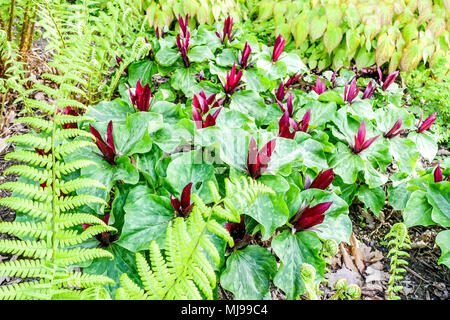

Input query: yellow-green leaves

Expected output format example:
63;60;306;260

376;33;396;66
401;40;423;72
323;22;342;54
310;15;327;41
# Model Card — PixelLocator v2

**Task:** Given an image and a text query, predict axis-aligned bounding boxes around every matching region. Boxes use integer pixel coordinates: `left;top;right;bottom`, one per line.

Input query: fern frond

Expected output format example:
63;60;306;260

56;178;106;194
0;259;52;279
53;248;114;266
0;181;52;202
54;225;116;247
0;221;49;239
53;140;95;159
384;223;411;300
117;177;272;300
3;165;51;183
0;239;51;259
0;197;51;219
16;117;53;132
0;280;48;300
55;194;107;211
5;150;52;168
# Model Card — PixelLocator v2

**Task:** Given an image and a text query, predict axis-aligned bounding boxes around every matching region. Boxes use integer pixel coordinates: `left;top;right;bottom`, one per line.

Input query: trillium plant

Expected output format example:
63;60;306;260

11;17;446;301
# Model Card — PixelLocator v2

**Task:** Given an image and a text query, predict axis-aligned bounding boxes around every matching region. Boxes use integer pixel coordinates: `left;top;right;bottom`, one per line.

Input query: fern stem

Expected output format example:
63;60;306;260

42;0;66;49
7;0;15;41
0;88;9;131
107;61;131;101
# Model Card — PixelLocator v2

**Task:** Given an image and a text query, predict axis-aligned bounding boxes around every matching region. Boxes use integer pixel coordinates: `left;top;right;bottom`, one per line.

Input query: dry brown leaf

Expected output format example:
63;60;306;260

325;265;364;287
0;138;7;154
340;242;358;273
350;233;365;274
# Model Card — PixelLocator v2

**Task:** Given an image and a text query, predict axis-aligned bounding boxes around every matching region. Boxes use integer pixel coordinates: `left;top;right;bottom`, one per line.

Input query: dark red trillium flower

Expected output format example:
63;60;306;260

216;16;236;44
434;166;449;182
176;31;190;68
290;199;333;231
155;27;165;39
344;78;360;104
278;111;297;139
239;41;252;69
194;70;206;81
225;215;252;243
89;121;117;165
304;169;334;190
330;70;337;87
126;78;152;112
246;137;276;179
82;214;118;248
384;118;404;139
378;67;399;91
417;109;438;133
224;63;242;95
278;108;311;139
362;80;375;99
192;89;224;129
271;34;285;62
178;14;189;38
56;107;78;129
277;91;294;116
115;56;128;74
275;81;288;101
312;76;326;95
285;73;302;88
170;182;194;218
351;121;379;154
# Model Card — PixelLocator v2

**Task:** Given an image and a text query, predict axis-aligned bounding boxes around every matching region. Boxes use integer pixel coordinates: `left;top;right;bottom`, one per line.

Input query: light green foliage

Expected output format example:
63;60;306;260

145;0;244;28
116;177;274;300
0;6;117;297
244;0;449;75
404;68;450;144
384;223;411;300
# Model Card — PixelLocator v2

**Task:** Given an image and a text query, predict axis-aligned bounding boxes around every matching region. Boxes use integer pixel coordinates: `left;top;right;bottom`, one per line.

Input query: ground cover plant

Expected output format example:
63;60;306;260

0;0;448;300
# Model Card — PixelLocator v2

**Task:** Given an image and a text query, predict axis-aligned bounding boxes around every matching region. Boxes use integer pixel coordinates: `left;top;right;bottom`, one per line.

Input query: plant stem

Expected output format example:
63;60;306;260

7;0;15;41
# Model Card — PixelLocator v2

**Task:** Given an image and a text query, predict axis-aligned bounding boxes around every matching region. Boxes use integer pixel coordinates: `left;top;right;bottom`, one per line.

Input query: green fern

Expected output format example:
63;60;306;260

384;223;411;300
0;29;117;300
116;177;274;300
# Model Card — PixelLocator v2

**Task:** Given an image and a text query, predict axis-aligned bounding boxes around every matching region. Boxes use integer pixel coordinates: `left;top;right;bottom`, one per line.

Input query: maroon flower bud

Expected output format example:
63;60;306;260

352;121;379;154
272;34;285;62
291;200;332;231
275;81;288;101
308;169;334;190
195;70;206;81
417;110;438;133
247;137;276;179
300;109;311;133
239;41;252;69
225;215;247;242
312;76;326;95
277;91;294;116
344;78;360;104
381;70;399;91
176;31;190;68
285;73;302;88
330;70;337;87
170;182;194;217
126;78;152;112
434;166;443;183
278;111;296;139
362;80;375;99
178;14;189;38
216;16;236;44
192;89;223;129
384;118;404;139
224;63;243;95
89;121;117;165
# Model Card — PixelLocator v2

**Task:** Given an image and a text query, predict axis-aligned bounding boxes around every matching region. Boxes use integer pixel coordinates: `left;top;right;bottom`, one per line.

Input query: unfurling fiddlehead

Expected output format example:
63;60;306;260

384;222;411;300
